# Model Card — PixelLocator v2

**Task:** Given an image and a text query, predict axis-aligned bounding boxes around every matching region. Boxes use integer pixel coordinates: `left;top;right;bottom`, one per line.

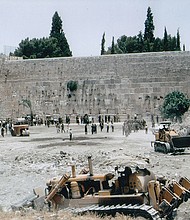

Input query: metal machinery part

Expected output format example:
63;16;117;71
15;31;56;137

12;156;190;220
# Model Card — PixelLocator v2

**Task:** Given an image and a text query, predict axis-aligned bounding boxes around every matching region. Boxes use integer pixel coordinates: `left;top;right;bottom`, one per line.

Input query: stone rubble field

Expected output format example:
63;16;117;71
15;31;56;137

0;122;190;220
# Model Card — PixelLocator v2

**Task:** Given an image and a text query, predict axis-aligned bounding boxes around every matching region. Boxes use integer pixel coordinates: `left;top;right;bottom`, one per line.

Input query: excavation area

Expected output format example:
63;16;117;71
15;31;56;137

0;122;190;219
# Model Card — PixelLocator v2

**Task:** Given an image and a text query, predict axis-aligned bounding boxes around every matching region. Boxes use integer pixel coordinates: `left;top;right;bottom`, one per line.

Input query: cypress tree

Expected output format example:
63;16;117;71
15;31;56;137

183;44;186;51
50;11;72;57
176;29;181;51
144;7;155;43
111;37;115;54
163;27;168;51
101;32;106;55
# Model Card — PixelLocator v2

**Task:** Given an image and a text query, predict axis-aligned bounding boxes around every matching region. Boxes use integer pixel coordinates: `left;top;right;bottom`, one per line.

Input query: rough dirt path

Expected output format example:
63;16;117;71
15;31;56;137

0;122;190;219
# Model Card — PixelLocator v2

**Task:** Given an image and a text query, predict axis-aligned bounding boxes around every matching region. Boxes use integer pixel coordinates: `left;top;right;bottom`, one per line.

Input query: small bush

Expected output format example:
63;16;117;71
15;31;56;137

67;80;78;92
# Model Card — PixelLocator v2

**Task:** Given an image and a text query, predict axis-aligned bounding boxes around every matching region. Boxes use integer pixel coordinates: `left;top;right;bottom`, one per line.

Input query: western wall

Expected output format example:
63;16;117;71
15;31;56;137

0;51;190;122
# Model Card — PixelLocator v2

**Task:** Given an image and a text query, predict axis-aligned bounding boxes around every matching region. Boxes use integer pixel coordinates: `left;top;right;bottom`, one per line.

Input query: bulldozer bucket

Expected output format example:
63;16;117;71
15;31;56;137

171;136;190;149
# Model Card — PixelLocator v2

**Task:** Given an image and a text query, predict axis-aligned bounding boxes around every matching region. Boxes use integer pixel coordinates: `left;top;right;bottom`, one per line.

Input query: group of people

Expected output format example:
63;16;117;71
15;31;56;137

84;120;115;135
55;122;65;133
0;120;13;137
54;121;73;140
54;120;115;140
122;118;147;137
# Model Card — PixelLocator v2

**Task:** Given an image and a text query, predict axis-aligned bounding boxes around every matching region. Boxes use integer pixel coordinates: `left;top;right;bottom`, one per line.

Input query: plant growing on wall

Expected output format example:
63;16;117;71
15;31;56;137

67;80;78;98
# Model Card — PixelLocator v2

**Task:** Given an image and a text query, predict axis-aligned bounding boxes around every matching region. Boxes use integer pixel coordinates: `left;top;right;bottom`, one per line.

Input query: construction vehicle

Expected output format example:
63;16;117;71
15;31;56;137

12;156;190;220
151;121;190;154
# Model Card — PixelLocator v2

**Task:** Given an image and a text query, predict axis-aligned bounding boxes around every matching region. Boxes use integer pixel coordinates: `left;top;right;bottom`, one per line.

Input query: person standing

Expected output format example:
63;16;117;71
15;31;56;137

91;123;94;134
106;122;109;133
56;122;60;133
1;127;4;137
111;121;114;132
100;121;104;132
85;124;88;134
145;124;148;134
69;129;73;141
94;123;97;134
61;123;65;133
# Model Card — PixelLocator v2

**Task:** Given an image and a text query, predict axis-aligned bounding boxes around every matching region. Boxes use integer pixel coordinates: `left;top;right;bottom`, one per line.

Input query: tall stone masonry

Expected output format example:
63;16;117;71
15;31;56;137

0;51;190;122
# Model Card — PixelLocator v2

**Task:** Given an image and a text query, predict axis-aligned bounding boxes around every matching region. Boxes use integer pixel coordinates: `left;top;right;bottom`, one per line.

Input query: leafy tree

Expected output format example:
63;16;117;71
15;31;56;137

137;31;144;52
101;32;106;55
105;6;181;55
144;7;155;44
19;99;34;125
108;35;141;54
153;37;162;51
114;35;127;53
14;37;61;59
14;11;72;58
161;91;190;122
50;11;72;57
170;36;177;51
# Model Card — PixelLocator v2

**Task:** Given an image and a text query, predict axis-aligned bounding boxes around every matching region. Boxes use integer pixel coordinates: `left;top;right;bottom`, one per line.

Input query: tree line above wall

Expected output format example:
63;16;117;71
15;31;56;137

13;7;182;59
101;7;181;55
13;12;72;59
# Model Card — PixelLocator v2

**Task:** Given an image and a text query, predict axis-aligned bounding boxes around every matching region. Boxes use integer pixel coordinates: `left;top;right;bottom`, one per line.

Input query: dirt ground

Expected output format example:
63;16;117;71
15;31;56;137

0;121;190;219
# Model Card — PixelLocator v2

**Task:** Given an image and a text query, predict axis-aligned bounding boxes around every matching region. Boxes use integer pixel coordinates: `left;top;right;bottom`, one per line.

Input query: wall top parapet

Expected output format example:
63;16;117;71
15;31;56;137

4;51;190;64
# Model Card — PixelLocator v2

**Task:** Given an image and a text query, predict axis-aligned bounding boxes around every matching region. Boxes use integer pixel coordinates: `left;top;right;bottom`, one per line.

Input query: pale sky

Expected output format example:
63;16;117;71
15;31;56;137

0;0;189;57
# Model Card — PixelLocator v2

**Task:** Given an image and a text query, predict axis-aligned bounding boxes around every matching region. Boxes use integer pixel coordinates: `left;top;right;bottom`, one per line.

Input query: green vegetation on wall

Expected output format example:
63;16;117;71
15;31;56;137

67;80;78;98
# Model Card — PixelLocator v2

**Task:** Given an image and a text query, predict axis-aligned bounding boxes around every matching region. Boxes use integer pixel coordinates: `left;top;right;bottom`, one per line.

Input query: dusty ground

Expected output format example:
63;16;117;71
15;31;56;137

0;122;190;219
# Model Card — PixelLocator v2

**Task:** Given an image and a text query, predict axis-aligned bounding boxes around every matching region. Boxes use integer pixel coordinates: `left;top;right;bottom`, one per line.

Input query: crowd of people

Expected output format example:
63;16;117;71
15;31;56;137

0;113;149;139
0;120;14;137
49;114;117;137
122;118;147;137
52;117;115;141
1;112;152;140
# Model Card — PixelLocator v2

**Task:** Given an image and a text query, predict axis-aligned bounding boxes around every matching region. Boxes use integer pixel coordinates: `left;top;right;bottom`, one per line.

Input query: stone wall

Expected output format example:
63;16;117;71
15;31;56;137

0;51;190;121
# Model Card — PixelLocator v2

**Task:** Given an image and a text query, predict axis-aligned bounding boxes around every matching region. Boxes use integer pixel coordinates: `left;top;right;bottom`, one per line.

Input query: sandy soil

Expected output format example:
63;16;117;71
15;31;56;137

0;122;190;219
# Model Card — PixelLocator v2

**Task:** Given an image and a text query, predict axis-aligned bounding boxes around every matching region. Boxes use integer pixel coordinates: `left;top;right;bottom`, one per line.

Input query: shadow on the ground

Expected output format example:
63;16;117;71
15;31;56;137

36;136;110;148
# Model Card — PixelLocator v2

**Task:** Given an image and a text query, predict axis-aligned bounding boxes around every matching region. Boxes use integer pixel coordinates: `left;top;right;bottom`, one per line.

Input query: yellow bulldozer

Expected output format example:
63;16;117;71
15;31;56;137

151;121;190;154
12;156;190;220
